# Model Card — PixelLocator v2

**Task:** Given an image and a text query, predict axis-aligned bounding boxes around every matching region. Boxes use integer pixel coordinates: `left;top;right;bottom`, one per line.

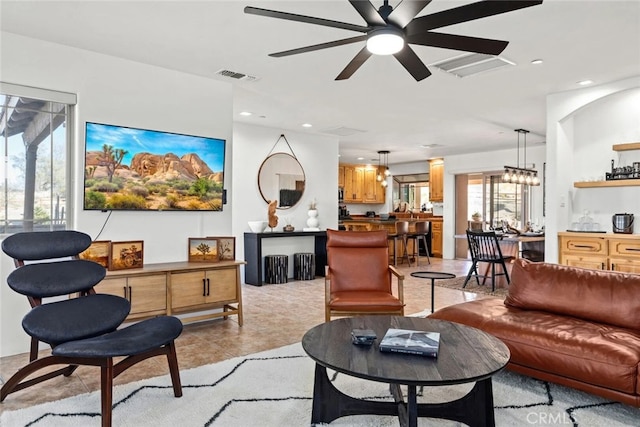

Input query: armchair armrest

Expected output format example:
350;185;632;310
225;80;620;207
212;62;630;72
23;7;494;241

388;265;404;306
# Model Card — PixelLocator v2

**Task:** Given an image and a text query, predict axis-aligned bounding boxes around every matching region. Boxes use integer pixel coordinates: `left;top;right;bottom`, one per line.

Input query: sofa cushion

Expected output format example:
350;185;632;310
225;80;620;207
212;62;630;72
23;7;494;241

505;259;640;330
430;298;640;395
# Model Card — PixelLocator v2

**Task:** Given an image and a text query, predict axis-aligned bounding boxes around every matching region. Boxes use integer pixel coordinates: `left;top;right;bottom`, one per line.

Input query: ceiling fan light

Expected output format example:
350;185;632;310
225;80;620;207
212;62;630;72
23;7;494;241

367;28;404;55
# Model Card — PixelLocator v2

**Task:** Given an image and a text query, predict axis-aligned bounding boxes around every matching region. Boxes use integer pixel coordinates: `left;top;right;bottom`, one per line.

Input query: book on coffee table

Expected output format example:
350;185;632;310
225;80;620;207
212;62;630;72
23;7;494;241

379;328;440;357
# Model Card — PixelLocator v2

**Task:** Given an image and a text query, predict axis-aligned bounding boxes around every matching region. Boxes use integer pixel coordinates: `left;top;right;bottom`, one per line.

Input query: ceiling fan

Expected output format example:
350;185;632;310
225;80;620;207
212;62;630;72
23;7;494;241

245;0;542;81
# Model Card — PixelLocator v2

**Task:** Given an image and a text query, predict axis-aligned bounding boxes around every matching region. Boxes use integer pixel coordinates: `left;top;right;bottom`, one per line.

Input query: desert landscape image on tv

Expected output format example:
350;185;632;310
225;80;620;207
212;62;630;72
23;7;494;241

84;122;225;211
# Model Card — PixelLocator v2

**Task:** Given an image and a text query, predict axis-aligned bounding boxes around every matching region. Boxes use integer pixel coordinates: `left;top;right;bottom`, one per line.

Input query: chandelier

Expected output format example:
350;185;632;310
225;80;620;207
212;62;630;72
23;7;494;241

502;129;540;186
377;150;390;187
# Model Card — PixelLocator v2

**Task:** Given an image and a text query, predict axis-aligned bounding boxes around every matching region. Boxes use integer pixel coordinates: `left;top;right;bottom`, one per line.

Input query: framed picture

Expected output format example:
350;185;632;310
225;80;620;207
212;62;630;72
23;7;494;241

79;240;111;268
109;241;144;270
188;238;219;262
210;236;235;260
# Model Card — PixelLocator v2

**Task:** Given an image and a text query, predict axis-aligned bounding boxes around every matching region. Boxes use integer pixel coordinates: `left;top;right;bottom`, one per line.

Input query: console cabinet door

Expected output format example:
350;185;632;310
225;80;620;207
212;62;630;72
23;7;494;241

171;268;238;309
562;254;607;270
96;274;166;318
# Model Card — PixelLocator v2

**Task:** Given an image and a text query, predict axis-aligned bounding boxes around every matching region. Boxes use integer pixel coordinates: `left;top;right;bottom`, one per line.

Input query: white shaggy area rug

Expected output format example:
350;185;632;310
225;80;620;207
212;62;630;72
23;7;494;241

1;343;638;426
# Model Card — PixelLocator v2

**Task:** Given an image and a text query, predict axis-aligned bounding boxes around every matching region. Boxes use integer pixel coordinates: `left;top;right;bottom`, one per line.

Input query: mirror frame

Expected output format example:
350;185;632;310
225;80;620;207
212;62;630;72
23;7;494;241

257;152;306;209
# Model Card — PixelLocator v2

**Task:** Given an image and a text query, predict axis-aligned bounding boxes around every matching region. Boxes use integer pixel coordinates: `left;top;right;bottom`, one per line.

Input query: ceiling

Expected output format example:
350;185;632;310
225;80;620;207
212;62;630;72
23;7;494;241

1;1;639;165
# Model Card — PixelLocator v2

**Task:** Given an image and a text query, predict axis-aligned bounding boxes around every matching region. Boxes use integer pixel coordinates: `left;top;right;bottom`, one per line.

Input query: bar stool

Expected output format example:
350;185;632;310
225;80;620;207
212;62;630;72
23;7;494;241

409;221;431;266
388;221;411;266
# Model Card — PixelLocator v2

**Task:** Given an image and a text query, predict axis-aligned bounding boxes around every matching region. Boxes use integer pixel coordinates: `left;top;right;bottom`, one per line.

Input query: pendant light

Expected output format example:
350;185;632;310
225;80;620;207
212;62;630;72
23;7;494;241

378;150;390;187
503;129;540;186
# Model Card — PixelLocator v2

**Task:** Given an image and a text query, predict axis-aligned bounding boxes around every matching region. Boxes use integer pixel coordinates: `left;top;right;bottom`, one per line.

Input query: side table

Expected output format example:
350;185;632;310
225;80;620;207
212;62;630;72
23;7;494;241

410;271;456;313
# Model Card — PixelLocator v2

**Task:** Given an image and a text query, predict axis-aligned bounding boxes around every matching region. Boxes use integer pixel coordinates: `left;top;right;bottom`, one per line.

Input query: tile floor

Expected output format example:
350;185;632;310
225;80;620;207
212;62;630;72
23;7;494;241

0;258;491;414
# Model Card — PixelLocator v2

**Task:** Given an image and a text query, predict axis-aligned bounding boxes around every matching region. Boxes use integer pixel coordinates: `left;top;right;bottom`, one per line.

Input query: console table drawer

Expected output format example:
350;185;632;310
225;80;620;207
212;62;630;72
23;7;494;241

609;239;640;258
560;236;607;255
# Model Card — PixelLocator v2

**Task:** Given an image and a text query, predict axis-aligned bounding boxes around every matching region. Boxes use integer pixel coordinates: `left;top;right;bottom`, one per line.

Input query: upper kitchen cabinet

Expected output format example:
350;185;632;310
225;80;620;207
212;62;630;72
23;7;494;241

340;163;385;204
429;159;444;202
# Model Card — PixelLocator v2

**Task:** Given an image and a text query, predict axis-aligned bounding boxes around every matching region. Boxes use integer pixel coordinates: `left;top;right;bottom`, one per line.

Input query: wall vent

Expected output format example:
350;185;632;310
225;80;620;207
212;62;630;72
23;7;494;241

430;53;515;78
215;69;259;82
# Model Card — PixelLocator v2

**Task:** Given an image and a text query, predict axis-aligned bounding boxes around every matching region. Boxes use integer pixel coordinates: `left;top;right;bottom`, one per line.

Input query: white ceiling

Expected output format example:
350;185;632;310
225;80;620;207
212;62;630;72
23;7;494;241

2;1;639;165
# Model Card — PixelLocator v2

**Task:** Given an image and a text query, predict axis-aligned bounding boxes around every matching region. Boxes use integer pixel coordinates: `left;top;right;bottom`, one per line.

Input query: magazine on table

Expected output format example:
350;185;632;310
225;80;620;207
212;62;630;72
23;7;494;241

379;328;440;357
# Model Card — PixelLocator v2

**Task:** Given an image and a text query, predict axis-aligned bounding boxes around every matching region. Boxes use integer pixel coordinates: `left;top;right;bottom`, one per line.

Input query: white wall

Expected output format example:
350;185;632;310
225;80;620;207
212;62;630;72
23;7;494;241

441;146;546;259
546;76;640;262
232;123;339;277
0;33;341;356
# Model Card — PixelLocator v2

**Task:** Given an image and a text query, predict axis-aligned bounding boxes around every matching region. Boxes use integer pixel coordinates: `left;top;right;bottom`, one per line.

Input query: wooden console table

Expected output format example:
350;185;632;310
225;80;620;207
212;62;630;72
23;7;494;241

244;231;327;286
96;260;244;325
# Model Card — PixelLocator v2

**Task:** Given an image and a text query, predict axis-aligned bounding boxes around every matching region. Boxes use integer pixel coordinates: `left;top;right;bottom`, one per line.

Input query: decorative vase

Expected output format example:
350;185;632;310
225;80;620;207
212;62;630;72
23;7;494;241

306;209;319;230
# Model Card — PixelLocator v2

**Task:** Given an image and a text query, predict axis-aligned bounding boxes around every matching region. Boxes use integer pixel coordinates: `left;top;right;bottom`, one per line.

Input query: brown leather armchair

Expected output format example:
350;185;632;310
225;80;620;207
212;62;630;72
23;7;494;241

325;229;405;322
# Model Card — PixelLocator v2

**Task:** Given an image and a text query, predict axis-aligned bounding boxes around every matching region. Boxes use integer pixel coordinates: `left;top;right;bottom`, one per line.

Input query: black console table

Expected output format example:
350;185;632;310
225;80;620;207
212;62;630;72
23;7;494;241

244;231;327;286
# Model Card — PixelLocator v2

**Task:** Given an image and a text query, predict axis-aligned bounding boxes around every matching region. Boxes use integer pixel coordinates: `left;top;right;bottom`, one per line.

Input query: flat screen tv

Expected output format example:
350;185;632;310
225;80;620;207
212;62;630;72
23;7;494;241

84;122;226;211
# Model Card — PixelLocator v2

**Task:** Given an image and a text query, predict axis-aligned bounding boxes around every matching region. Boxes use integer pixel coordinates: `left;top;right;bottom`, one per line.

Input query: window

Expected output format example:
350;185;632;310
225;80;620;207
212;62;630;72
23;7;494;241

1;84;75;233
467;172;530;229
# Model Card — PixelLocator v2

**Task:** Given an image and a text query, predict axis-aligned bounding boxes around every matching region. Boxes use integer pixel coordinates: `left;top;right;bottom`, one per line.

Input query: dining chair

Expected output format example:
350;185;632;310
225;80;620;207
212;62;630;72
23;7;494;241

408;221;431;266
1;230;183;427
463;229;514;292
325;229;404;322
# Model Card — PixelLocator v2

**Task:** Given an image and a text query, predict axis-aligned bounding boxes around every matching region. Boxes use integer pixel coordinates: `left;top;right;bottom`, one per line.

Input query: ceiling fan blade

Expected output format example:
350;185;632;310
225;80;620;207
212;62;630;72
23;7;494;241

336;47;373;80
407;31;508;55
405;0;543;35
348;0;386;26
393;46;432;81
387;0;432;29
269;35;368;58
244;6;369;33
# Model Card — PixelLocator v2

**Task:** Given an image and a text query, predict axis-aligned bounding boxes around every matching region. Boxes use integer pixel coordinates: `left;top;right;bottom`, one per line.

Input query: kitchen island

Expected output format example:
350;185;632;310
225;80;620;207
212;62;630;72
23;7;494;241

339;215;443;257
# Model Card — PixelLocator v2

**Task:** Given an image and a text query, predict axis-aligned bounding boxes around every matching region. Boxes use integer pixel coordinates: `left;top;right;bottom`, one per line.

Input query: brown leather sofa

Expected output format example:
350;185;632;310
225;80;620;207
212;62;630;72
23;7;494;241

429;259;640;407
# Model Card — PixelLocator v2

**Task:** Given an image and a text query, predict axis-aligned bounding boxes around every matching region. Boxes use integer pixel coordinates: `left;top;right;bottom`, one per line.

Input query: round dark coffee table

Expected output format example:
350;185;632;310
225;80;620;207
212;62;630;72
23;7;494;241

302;315;509;427
410;271;456;313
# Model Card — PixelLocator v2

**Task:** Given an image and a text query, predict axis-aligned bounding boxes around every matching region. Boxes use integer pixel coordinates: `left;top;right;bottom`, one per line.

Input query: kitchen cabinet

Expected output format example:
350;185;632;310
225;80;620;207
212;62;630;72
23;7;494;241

339;163;385;204
97;273;167;319
343;165;363;202
429;159;444;202
558;232;640;273
97;261;244;325
431;220;443;257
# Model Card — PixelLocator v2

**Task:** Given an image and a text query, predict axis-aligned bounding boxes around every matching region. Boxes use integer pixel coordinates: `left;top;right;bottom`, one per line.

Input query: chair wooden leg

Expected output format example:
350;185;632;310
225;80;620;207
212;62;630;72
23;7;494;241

101;358;114;427
166;342;183;398
29;337;39;362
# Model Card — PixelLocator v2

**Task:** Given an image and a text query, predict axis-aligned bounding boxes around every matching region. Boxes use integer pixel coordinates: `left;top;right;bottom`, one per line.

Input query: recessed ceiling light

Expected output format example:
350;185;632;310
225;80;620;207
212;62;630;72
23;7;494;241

302;123;312;128
530;59;543;65
420;144;433;148
577;80;593;86
239;111;252;116
357;157;365;160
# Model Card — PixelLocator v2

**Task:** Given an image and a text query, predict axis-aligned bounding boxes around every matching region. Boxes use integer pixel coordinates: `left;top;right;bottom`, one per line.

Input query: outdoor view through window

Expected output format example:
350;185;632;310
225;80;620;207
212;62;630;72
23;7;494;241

1;93;70;233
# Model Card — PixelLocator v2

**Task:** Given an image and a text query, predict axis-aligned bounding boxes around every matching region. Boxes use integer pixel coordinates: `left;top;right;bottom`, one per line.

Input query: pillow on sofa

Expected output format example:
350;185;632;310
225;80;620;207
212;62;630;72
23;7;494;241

505;259;640;330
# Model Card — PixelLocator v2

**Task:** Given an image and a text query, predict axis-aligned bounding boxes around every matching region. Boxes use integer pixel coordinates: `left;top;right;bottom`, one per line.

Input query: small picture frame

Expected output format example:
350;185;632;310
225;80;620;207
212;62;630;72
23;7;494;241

109;240;144;270
188;238;219;262
209;236;235;261
79;240;111;268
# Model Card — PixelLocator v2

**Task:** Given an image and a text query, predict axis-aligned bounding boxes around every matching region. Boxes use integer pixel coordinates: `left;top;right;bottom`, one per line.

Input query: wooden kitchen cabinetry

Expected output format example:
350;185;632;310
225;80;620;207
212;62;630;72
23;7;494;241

431;220;443;257
98;260;244;325
558;232;640;273
429;159;444;202
340;163;385;204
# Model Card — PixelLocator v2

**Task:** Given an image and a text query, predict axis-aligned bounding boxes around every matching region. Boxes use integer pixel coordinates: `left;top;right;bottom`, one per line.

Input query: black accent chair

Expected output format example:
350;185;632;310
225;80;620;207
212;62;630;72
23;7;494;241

463;229;514;292
1;231;183;427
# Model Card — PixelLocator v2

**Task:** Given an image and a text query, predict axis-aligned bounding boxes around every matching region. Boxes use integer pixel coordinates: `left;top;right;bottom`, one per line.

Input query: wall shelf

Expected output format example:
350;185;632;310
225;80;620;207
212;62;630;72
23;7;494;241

612;142;640;152
574;179;640;188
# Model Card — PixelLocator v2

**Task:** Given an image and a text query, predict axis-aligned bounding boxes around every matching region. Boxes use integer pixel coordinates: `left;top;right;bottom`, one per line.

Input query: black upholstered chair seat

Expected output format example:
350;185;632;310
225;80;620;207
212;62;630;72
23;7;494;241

22;294;130;346
54;316;183;358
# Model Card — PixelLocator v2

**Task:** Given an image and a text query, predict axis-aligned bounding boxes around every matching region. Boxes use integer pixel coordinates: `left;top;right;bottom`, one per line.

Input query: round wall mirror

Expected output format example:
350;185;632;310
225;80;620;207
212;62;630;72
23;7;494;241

258;153;305;209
